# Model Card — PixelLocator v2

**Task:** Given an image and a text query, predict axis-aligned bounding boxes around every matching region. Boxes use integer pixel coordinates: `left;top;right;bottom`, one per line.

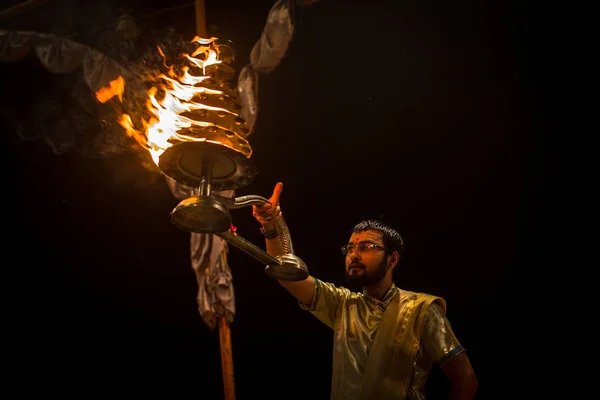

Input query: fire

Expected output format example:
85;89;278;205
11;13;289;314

95;76;125;104
97;36;252;166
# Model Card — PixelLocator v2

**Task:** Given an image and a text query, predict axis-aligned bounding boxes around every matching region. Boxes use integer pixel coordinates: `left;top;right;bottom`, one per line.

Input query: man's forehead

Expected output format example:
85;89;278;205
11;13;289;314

349;230;383;243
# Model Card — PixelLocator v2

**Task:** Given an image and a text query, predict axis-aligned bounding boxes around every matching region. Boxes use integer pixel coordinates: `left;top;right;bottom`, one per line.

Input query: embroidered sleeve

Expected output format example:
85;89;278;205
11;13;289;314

298;279;345;329
421;303;465;366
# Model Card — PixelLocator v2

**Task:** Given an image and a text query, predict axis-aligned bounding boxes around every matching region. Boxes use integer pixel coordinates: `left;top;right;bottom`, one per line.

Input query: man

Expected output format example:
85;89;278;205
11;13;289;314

253;182;478;400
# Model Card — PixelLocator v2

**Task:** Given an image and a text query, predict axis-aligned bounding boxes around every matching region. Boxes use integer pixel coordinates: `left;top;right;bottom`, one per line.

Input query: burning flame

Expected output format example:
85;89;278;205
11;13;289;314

96;36;249;166
95;76;125;104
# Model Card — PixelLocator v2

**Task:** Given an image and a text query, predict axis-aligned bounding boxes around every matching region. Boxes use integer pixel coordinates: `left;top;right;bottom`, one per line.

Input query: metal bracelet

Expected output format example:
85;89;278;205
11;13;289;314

260;227;278;239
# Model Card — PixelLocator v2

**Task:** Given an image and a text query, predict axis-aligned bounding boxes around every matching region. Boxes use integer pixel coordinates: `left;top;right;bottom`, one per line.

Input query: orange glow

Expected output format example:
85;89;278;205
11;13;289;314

96;36;250;166
95;76;125;103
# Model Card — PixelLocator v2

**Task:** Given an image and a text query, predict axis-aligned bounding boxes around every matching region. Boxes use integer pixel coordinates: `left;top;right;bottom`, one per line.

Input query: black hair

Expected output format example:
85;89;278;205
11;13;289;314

351;220;404;256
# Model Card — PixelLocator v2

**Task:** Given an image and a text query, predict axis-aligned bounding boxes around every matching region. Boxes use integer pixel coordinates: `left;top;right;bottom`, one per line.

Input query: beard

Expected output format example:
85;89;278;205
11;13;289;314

345;259;388;291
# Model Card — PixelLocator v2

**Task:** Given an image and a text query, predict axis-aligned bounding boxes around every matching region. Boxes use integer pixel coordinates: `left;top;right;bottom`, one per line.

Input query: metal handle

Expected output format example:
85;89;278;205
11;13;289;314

214;194;294;254
213;194;308;281
215;229;280;266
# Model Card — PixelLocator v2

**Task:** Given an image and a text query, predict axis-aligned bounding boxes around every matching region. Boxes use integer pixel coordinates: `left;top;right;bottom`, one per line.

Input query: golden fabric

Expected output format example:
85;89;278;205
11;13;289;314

300;279;464;399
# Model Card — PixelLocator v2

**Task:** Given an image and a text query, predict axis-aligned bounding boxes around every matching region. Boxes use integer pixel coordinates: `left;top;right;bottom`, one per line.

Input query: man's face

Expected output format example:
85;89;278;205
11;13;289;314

344;230;389;288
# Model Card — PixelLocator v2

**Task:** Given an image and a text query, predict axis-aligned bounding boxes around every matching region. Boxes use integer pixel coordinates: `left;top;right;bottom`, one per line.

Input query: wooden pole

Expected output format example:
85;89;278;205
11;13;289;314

194;0;208;38
194;2;235;398
219;315;236;400
217;245;236;400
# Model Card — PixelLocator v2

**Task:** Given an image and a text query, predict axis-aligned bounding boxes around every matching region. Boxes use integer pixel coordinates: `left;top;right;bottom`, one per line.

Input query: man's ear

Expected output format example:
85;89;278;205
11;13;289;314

388;250;400;269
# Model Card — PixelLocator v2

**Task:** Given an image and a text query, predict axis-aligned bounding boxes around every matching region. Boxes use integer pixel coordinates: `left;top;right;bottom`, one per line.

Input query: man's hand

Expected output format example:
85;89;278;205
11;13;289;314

252;181;316;304
253;182;283;227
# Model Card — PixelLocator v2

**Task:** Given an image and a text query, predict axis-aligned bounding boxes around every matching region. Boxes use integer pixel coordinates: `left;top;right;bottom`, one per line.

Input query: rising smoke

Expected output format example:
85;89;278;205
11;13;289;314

0;1;204;173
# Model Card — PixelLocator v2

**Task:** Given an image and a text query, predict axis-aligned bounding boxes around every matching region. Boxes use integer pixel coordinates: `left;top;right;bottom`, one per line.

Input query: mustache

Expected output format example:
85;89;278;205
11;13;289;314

348;262;366;270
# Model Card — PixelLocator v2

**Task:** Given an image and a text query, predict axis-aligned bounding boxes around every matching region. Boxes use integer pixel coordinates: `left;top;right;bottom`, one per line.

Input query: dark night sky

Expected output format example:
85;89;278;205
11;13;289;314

2;0;555;398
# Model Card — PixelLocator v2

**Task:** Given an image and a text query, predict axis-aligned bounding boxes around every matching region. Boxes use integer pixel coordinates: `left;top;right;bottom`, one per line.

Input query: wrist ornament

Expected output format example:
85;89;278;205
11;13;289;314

260;226;278;239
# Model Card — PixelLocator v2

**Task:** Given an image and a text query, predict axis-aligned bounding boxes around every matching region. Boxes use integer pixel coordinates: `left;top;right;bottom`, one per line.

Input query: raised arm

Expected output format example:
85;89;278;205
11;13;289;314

252;182;316;308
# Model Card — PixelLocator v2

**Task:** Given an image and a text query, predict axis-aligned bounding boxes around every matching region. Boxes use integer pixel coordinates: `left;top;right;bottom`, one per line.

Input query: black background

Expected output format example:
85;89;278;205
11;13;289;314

2;0;557;398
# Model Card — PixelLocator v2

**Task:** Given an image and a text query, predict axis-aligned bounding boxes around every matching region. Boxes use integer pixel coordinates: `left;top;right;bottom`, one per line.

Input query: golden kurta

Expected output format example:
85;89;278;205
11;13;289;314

301;280;464;399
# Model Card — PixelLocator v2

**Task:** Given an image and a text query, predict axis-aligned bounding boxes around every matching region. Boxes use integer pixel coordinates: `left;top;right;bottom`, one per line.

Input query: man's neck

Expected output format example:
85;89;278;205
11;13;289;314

363;280;393;301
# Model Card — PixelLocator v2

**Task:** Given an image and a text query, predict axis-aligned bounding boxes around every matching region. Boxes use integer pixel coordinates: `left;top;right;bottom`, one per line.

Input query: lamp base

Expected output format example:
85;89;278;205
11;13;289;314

159;140;257;191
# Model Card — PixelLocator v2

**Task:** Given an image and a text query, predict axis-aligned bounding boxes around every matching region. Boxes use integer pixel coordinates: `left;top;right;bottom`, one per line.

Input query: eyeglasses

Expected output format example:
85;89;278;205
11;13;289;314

341;242;386;255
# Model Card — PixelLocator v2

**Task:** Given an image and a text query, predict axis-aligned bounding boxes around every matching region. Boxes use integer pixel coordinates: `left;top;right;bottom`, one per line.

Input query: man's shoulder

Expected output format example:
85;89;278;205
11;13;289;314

399;288;444;300
399;289;447;313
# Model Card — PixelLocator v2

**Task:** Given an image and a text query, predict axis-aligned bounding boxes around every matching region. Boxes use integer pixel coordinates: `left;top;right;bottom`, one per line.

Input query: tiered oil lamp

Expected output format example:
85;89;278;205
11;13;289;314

154;38;307;281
